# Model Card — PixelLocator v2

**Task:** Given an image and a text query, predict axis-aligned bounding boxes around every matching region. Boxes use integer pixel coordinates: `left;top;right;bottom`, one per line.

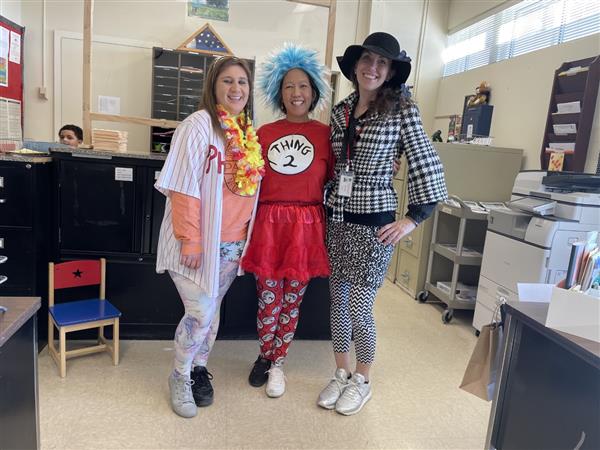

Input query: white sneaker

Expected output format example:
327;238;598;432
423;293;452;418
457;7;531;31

168;373;197;418
317;368;350;410
265;365;286;398
335;373;372;416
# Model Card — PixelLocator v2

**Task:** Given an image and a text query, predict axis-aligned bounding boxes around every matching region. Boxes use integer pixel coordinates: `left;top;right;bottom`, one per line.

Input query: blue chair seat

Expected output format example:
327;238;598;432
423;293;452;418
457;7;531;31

49;298;121;327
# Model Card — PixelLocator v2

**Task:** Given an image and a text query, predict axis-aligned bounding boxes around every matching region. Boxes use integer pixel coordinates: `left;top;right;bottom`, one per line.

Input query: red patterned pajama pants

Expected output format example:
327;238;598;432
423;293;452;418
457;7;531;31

255;276;309;365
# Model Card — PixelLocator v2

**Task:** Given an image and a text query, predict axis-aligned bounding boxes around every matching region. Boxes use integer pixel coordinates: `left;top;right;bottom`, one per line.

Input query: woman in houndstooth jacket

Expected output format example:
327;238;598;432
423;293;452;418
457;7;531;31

317;32;448;416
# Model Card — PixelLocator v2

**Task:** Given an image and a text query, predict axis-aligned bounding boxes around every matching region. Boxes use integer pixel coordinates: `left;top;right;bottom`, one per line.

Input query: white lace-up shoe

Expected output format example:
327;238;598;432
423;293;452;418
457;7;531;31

335;373;372;415
265;365;286;398
168;372;197;418
317;368;350;409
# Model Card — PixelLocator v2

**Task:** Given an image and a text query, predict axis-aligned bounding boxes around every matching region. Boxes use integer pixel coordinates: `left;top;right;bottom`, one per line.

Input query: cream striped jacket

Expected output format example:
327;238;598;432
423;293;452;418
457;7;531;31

155;109;259;298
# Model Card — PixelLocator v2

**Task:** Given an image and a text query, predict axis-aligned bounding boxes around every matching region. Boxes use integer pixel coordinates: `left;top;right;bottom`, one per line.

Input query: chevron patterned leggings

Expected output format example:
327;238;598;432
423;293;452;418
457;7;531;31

329;274;378;364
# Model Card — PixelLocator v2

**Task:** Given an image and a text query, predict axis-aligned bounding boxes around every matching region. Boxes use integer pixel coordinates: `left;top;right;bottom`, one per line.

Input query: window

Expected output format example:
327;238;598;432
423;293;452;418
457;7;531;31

443;0;600;76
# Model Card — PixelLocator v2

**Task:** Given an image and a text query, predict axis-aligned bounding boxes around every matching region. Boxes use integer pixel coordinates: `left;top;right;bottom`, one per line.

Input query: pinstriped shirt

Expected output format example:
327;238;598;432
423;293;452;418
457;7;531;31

326;92;448;221
155;109;260;298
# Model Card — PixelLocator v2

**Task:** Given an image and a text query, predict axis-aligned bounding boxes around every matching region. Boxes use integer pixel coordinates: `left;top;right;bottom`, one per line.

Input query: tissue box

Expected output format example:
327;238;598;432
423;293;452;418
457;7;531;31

517;283;600;343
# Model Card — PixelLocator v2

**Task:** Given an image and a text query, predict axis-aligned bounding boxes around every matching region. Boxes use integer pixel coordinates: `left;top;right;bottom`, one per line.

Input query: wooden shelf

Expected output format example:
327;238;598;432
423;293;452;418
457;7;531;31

541;56;600;172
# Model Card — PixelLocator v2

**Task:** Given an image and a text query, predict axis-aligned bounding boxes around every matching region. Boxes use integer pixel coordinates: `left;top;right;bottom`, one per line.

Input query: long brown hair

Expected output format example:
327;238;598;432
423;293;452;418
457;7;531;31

200;56;253;140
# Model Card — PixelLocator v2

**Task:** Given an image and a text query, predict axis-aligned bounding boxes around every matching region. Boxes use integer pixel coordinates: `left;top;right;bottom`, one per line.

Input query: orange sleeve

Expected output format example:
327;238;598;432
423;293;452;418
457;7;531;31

170;191;202;255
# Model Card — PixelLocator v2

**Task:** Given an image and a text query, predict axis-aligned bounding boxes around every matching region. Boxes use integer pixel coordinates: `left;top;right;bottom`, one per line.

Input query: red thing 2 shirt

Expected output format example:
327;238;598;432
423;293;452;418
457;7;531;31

257;119;333;203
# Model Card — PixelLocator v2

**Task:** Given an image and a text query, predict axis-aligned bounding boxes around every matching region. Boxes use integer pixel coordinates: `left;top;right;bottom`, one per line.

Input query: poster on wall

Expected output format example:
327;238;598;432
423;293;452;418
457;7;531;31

0;26;9;87
188;0;229;22
9;31;20;64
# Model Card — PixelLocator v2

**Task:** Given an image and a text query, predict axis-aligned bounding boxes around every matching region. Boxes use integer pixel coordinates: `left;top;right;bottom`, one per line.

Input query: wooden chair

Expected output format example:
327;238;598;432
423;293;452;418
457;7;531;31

48;258;121;377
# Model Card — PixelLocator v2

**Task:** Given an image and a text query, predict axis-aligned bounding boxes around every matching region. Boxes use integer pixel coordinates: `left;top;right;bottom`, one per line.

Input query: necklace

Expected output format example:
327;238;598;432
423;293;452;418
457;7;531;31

216;105;265;196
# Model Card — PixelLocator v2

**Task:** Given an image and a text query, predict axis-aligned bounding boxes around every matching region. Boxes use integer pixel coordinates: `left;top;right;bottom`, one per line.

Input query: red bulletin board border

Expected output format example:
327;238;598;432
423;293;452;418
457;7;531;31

0;15;24;103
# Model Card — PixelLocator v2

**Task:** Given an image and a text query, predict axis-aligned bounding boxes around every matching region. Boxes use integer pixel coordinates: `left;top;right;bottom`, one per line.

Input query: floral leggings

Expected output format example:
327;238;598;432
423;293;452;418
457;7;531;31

170;241;244;377
255;276;309;365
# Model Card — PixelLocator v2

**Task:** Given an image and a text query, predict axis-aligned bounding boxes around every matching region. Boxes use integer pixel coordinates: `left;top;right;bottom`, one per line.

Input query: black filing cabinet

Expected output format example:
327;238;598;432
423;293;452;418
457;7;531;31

0;159;52;343
0;160;52;296
53;153;181;339
58;159;142;254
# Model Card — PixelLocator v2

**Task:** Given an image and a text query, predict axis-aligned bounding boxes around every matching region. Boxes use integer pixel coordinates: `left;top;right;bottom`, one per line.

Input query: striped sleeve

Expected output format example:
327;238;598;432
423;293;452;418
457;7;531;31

155;113;211;199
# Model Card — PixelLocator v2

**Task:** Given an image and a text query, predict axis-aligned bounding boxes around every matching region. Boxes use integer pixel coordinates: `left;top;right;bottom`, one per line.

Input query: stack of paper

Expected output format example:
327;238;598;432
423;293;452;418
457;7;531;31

558;66;589;77
546;142;575;154
553;123;577;135
92;129;128;152
556;101;581;114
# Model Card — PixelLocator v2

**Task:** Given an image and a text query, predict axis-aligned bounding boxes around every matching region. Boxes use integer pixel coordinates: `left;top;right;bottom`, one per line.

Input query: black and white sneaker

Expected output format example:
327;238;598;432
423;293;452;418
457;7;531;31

190;366;214;407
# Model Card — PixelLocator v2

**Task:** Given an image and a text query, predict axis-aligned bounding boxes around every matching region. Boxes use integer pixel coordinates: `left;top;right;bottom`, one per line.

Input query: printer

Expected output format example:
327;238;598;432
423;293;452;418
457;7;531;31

473;171;600;330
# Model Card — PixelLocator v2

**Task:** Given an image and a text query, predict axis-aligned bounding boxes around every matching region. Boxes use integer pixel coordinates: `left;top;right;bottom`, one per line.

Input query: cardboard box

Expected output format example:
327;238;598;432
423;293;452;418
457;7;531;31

517;283;600;343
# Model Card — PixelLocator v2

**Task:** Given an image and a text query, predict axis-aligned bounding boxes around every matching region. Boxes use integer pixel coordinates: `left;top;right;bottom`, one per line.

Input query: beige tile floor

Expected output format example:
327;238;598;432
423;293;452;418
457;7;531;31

38;280;491;450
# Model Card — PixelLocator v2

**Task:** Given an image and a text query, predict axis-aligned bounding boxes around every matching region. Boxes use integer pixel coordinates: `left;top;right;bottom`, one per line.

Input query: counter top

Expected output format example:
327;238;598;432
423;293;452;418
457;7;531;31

506;301;600;365
0;297;41;348
0;153;52;163
51;147;167;161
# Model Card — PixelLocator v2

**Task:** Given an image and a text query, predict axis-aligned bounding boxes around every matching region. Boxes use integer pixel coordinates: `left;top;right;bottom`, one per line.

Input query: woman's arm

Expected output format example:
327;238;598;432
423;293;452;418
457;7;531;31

171;192;202;269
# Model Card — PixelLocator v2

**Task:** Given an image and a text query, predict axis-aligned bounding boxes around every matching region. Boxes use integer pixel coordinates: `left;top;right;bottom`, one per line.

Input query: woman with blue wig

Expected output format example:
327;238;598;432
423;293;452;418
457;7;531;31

241;44;333;398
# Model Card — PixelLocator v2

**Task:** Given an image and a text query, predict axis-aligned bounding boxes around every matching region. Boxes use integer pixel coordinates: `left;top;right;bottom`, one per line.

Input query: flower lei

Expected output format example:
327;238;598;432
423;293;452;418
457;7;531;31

216;105;265;196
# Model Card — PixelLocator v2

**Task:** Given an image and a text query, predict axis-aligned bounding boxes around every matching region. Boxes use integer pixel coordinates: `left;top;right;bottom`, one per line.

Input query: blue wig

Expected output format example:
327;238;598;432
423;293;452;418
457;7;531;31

259;43;331;114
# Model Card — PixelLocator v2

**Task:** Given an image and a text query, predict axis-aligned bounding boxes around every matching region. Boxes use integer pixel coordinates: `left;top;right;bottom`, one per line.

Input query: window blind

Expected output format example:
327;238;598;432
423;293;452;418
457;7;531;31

443;0;600;76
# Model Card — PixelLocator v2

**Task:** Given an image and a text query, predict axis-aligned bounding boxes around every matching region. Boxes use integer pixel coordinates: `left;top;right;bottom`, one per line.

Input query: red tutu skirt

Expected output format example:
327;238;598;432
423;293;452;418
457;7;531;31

242;203;331;281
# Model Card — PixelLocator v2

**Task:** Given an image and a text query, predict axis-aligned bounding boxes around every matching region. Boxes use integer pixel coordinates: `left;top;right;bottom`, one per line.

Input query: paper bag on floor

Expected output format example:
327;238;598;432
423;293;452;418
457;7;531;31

459;323;503;401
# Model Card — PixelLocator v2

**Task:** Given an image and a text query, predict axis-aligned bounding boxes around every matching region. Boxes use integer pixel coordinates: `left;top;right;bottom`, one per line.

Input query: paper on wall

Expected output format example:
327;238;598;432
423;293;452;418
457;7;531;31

0;26;8;59
98;95;121;115
9;31;20;64
0;26;9;87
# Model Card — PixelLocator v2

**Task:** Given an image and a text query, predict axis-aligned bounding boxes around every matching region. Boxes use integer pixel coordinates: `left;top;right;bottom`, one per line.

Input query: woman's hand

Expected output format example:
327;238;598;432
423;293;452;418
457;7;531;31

180;252;202;269
377;218;416;245
393;158;401;175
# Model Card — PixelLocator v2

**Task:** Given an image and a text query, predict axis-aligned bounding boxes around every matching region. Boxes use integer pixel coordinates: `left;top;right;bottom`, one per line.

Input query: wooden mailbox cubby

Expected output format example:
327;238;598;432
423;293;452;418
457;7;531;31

540;56;600;172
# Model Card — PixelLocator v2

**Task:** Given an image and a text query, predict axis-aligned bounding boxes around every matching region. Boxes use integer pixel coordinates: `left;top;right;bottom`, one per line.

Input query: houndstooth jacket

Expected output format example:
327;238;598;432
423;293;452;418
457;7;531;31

326;92;448;222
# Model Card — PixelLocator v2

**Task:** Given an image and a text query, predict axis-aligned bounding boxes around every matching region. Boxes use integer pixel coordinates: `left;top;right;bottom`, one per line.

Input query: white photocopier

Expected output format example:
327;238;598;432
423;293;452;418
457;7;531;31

473;171;600;331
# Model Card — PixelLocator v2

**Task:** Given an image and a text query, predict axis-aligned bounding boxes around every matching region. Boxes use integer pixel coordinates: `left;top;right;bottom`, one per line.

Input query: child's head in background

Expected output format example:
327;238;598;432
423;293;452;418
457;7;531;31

59;124;83;148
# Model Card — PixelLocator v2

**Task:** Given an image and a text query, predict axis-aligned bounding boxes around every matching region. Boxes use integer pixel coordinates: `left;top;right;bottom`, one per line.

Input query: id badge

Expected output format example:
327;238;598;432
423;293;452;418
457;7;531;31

338;170;354;198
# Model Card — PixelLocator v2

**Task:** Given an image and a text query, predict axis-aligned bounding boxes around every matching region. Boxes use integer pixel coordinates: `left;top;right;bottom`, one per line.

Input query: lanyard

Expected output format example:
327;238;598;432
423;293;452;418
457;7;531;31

342;104;362;167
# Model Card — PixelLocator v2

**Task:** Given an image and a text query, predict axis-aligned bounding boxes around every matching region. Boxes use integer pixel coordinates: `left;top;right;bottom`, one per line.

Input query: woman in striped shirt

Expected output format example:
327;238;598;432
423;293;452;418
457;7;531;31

155;56;265;418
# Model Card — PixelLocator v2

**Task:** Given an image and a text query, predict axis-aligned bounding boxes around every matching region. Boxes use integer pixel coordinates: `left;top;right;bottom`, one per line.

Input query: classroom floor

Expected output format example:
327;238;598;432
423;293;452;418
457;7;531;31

37;280;491;450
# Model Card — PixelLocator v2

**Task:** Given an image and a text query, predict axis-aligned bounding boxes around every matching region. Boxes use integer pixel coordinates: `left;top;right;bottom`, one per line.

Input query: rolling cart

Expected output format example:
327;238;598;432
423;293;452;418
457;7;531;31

417;196;489;324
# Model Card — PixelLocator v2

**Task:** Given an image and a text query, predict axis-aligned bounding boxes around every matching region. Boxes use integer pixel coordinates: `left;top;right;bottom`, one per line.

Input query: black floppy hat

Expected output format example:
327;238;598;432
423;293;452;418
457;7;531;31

336;32;412;87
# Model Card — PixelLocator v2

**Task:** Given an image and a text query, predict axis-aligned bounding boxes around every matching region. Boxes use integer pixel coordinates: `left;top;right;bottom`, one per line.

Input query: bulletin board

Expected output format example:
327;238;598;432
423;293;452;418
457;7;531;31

0;14;24;150
0;15;23;101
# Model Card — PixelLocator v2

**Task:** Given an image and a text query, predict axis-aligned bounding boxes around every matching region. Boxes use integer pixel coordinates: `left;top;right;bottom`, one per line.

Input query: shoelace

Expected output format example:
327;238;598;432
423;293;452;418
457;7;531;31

267;366;286;383
329;376;347;394
342;380;365;403
175;378;195;402
196;370;213;387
